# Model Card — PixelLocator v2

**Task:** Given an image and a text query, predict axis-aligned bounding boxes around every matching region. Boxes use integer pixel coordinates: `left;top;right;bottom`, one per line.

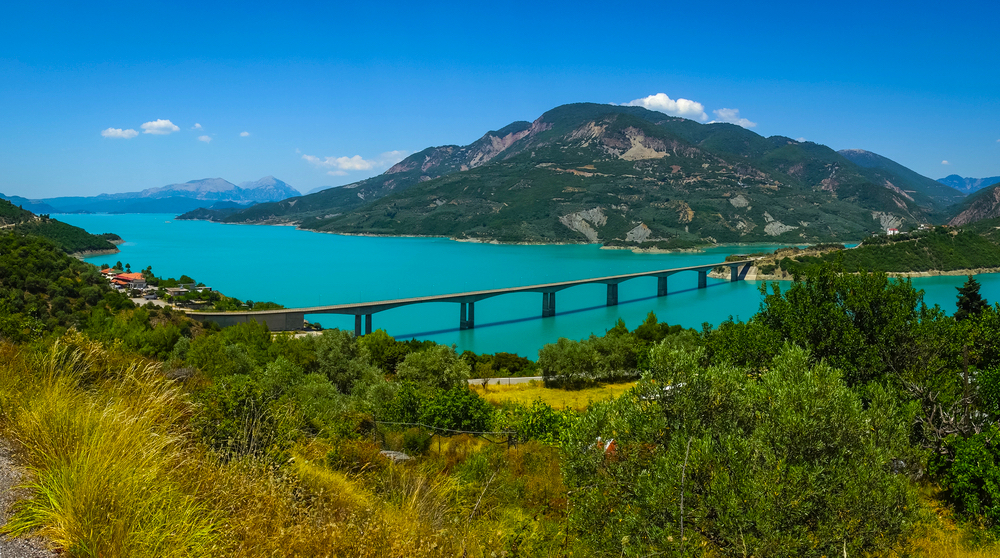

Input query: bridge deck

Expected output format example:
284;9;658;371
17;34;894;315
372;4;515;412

189;259;752;319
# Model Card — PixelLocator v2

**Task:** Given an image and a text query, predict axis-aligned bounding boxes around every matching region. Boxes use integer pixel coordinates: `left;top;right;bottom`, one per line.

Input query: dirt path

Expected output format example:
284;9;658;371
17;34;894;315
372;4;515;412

0;438;57;557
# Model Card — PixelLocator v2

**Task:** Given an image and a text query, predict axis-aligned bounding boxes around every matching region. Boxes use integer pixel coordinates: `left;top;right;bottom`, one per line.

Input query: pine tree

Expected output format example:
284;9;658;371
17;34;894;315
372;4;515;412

955;275;986;321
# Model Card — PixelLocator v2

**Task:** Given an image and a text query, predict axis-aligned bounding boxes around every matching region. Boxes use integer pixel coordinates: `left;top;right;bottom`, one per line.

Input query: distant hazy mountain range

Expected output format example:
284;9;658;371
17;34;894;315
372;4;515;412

937;174;1000;195
0;176;300;215
184;102;981;248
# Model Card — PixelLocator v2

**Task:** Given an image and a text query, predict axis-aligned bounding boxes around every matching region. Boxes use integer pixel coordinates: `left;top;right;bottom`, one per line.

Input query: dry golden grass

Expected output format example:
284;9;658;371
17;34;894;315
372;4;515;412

472;380;637;410
890;486;1000;558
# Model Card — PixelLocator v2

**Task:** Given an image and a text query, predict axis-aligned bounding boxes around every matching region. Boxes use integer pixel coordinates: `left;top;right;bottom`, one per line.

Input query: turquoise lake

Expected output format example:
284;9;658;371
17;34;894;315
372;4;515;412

58;213;1000;359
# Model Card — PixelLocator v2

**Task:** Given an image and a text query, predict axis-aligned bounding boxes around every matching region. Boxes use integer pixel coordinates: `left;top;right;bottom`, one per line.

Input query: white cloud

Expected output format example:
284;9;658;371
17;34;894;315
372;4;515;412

198;135;212;143
711;108;757;128
140;119;180;135
796;137;807;142
623;93;708;121
101;127;138;139
240;131;250;137
942;160;951;165
192;123;202;130
302;150;409;175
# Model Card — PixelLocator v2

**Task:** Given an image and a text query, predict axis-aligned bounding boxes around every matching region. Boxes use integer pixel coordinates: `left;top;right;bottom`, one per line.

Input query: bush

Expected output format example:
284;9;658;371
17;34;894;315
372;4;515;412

561;345;919;557
939;423;1000;531
419;386;494;433
402;428;433;455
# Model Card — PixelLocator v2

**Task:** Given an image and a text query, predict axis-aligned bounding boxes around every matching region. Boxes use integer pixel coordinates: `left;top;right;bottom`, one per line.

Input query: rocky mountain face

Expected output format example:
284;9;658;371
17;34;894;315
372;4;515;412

948;183;1000;226
211;103;943;247
938;174;1000;194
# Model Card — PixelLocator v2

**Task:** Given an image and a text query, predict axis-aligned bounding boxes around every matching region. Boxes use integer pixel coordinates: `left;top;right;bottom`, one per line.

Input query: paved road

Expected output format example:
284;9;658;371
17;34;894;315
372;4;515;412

467;376;544;386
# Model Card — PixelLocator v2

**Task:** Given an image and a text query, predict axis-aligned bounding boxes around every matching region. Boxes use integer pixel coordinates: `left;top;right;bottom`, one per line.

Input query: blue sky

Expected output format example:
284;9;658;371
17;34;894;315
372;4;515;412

2;0;998;198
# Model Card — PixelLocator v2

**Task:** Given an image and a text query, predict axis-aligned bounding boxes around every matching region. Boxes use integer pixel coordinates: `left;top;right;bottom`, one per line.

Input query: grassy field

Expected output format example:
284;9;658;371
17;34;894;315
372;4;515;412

472;380;637;410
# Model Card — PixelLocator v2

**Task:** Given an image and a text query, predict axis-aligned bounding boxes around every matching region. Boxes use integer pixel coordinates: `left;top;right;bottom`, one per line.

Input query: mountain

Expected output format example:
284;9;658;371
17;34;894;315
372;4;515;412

837;149;966;211
215;121;535;225
235;176;301;201
29;176;298;214
208;103;938;247
0;198;118;254
937;174;1000;194
948;182;1000;226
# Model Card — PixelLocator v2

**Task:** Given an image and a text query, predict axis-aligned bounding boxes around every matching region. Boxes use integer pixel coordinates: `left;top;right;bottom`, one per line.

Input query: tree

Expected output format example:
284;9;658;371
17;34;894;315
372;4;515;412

396;344;470;392
955;274;986;321
315;329;378;394
755;262;923;386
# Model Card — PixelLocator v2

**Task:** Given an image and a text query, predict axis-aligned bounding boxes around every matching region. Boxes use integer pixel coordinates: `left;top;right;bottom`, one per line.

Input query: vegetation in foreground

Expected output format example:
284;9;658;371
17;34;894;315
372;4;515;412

2;228;1000;556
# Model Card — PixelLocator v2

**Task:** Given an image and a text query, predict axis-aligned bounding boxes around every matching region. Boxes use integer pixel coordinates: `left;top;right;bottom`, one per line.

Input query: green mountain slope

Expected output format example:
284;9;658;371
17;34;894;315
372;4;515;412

837;149;967;212
0;199;118;254
214;103;936;247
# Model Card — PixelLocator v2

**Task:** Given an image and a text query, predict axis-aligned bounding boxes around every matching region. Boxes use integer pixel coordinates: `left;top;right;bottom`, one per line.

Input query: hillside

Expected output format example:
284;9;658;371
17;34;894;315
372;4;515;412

938;174;1000;194
0;199;118;254
947;181;1000;226
837;149;966;211
214;103;936;247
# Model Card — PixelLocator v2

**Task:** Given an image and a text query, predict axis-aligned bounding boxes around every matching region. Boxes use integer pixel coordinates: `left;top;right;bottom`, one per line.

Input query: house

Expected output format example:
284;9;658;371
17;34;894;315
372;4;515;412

886;228;899;236
111;272;146;290
100;268;121;277
164;287;189;297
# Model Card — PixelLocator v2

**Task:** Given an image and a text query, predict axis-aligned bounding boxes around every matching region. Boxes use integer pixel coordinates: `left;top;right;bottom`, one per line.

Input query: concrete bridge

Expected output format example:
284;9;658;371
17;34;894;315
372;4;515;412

186;260;753;335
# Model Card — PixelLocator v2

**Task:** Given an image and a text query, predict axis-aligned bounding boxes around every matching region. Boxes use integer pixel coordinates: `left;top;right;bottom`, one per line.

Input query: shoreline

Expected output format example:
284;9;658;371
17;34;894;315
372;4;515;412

71;247;120;259
710;265;1000;282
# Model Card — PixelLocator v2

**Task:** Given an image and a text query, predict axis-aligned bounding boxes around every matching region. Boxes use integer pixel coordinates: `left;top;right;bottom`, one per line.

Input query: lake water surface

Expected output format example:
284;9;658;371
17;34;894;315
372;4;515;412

59;213;1000;359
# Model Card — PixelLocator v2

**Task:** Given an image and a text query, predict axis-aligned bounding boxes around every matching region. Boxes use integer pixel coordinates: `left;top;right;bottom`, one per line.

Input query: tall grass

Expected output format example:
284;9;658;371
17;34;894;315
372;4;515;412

2;335;218;557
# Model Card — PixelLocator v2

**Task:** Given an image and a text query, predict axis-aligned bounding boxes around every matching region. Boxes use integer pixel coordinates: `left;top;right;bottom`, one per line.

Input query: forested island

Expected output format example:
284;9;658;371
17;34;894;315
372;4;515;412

2;223;1000;557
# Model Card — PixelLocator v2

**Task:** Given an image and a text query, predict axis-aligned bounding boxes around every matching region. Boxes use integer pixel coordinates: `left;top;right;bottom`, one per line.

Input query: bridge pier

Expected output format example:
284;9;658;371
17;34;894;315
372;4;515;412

460;302;476;330
365;314;372;335
606;283;618;306
542;292;556;317
657;276;669;297
698;270;707;289
354;315;362;337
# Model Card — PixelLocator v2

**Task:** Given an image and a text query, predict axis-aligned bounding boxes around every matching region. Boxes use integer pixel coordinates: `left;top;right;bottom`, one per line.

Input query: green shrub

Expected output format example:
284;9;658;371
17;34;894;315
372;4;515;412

419;386;494;433
939;424;1000;531
402;428;433;455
